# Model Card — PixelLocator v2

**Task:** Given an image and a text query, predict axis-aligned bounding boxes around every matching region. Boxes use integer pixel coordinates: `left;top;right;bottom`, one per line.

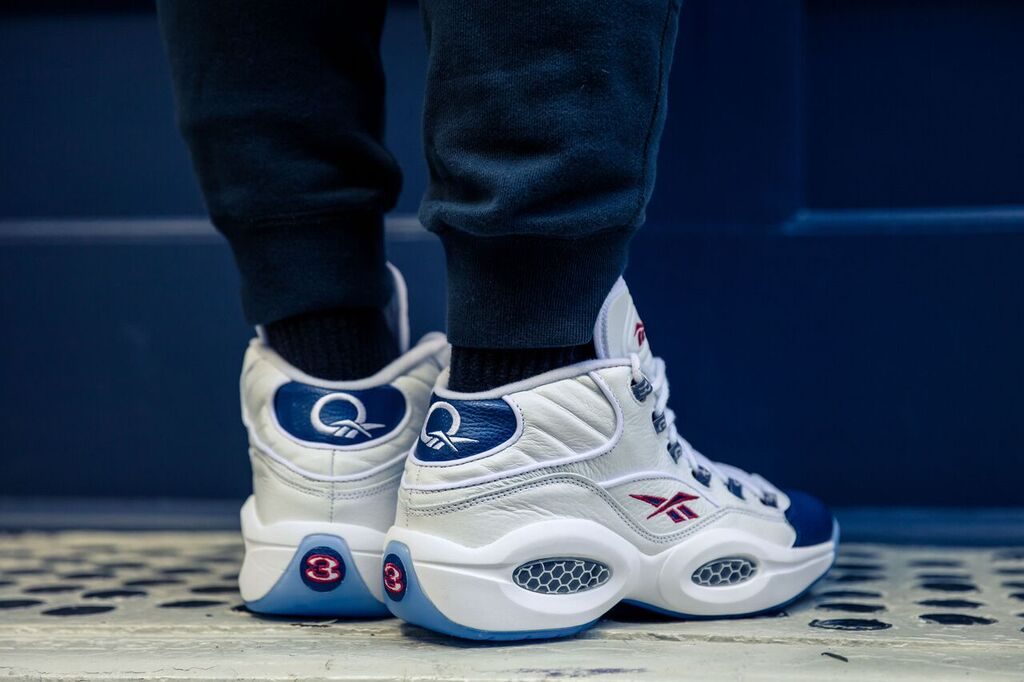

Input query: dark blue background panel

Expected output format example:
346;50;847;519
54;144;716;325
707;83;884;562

1;224;1021;506
0;2;428;218
647;0;803;230
4;1;1023;223
1;1;1023;507
0;226;445;500
630;228;1024;507
804;0;1024;209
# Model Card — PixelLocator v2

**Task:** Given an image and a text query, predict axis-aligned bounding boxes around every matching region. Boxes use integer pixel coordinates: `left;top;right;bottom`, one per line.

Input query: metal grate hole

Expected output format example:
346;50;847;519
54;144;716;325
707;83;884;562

512;558;611;595
691;557;758;587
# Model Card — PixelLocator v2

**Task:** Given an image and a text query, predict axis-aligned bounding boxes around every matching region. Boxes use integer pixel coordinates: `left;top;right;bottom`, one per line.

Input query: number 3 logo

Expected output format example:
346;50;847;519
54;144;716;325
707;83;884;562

382;553;407;601
305;554;341;583
383;563;402;591
299;547;345;591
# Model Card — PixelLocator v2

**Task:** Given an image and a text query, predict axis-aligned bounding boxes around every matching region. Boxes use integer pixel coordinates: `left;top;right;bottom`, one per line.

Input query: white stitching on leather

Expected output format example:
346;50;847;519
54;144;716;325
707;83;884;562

401;371;624;491
527;390;611;441
403;474;782;546
253;447;401;500
245;419;409;482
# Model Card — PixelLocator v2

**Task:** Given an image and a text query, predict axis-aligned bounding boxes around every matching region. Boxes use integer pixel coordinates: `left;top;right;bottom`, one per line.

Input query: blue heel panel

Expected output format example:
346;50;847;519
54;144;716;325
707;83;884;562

382;541;597;641
245;533;390;618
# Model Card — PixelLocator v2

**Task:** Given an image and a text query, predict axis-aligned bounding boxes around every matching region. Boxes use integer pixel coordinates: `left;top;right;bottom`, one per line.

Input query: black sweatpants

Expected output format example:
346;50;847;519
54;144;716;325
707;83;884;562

157;0;681;348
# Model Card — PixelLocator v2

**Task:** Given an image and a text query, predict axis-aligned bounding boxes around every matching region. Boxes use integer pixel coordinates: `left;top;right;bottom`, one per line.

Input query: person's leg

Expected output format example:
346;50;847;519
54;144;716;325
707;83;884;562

419;0;683;391
157;0;399;379
158;1;452;619
382;0;837;640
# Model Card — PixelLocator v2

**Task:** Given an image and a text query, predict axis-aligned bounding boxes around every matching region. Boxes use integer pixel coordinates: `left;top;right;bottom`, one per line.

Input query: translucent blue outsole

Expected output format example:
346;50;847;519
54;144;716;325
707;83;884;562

382;541;598;641
244;533;390;618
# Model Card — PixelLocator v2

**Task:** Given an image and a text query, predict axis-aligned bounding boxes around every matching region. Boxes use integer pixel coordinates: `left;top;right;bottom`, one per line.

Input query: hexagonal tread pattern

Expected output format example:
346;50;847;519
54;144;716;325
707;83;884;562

512;558;611;595
691;557;758;587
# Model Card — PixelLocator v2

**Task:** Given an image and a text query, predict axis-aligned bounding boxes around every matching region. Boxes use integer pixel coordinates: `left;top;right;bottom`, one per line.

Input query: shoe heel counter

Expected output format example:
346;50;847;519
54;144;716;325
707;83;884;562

249;449;334;525
249;448;401;532
396;369;630;544
241;339;441;530
402;368;625;492
241;340;415;478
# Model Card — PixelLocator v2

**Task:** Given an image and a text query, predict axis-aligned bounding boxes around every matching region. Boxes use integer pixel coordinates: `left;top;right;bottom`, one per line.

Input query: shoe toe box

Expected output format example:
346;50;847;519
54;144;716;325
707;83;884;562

783;489;835;547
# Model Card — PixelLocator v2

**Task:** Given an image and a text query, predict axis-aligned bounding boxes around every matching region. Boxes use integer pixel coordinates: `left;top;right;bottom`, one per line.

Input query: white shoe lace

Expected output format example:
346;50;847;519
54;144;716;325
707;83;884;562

629;353;776;506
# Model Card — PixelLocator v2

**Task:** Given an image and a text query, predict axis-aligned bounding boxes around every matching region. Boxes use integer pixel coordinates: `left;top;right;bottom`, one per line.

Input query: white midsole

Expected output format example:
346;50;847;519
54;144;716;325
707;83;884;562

238;496;387;602
385;519;836;632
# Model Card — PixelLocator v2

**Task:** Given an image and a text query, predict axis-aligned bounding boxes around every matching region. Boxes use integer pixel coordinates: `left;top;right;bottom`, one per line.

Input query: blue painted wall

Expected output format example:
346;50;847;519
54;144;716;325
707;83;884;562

1;1;1022;506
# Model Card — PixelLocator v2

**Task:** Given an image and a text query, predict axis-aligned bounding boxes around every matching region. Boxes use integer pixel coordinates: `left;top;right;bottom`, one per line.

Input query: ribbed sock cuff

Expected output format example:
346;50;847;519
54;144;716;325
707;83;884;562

439;228;634;348
448;343;597;392
264;307;399;380
219;210;392;325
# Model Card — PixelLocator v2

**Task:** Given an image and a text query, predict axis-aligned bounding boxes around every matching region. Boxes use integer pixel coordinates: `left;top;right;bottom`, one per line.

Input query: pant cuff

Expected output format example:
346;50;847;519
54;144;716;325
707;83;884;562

221;211;392;325
439;227;634;348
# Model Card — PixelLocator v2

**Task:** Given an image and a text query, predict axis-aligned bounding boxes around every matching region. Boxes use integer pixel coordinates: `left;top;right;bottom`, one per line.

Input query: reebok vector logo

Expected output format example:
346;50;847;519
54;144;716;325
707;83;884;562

419;402;478;453
274;382;406;446
413;396;518;463
634;321;646;347
311;393;384;439
630;491;700;523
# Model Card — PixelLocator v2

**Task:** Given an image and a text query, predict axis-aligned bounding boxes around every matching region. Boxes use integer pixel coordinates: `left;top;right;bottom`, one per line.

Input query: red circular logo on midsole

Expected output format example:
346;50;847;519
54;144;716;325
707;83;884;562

382;553;407;601
300;547;345;591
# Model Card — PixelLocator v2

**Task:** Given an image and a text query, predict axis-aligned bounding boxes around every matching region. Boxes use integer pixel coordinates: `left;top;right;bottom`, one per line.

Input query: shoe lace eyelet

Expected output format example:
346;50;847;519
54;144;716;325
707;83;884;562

652;411;667;433
631;375;653;402
727;477;745;500
692;465;712;487
760;492;778;508
667;441;683;463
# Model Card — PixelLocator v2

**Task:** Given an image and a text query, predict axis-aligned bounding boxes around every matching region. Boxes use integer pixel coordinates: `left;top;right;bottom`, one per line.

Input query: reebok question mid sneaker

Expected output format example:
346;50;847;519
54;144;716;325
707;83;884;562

381;278;837;639
238;266;448;616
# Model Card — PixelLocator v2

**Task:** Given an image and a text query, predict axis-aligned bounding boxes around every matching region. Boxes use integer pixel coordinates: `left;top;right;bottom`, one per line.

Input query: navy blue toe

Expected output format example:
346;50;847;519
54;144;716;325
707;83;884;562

783;490;835;547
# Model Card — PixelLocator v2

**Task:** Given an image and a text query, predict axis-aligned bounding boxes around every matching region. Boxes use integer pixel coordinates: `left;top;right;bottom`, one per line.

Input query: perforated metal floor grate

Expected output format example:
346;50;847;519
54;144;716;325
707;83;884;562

1;531;1022;680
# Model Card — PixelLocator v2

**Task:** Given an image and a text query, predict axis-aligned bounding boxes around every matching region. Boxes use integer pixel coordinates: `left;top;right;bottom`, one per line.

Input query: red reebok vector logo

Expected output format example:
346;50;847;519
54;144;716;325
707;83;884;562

634;321;646;347
630;491;700;523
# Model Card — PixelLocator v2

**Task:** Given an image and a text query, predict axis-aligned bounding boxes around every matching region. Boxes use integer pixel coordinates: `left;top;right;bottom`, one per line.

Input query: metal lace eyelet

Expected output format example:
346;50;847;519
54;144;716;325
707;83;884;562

667;441;683;463
631;375;653;401
692;465;712;487
727;477;745;500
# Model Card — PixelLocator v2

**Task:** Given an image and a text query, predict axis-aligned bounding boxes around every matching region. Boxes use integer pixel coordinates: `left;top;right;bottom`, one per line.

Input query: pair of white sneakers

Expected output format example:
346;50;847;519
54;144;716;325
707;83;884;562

237;267;837;640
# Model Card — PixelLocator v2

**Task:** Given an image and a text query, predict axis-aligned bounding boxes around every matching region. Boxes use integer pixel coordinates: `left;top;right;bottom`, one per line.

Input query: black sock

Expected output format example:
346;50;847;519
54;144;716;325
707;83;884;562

264;308;398;380
448;343;597;393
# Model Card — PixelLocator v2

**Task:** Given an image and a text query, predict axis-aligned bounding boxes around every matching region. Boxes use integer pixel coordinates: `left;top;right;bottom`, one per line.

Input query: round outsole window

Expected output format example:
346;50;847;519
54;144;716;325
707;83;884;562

512;558;611;595
692;557;758;587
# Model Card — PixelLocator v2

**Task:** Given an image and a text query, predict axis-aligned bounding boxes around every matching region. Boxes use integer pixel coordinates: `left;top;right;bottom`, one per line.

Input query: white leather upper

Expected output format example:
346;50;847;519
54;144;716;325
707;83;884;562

397;362;794;552
397;278;796;553
242;334;447;533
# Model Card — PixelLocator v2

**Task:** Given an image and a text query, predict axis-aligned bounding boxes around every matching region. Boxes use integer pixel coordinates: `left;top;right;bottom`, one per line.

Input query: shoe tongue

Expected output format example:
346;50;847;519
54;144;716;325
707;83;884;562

593;278;654;371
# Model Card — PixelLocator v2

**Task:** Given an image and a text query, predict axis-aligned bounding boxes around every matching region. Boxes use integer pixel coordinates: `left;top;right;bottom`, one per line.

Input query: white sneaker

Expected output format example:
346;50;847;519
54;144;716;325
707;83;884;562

237;265;448;616
382;278;837;639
